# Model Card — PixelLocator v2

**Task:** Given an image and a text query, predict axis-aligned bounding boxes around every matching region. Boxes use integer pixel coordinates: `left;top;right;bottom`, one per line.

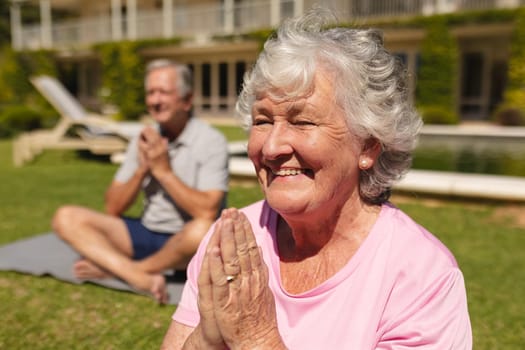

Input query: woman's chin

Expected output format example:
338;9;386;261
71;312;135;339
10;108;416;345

265;192;310;216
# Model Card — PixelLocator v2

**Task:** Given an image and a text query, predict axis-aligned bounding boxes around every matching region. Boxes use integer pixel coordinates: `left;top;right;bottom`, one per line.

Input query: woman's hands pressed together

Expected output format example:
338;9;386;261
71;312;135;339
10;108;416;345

193;208;285;350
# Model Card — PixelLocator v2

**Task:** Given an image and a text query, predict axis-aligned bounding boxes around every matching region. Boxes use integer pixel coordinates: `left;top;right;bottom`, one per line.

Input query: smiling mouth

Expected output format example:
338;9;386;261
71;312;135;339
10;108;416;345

151;104;163;113
271;168;311;176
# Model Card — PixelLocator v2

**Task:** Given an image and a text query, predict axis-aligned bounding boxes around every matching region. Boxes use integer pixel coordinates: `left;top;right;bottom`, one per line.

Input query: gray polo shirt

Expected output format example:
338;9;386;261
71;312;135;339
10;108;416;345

114;117;229;233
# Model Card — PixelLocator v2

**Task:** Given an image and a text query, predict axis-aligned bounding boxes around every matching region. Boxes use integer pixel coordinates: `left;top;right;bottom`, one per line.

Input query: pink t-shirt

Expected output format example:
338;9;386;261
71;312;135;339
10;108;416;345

173;201;472;349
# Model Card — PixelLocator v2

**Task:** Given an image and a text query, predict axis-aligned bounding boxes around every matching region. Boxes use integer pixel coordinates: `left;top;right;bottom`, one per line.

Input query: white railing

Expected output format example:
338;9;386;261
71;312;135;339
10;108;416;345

348;0;524;19
171;3;225;37
349;0;423;19
16;0;525;50
134;9;166;40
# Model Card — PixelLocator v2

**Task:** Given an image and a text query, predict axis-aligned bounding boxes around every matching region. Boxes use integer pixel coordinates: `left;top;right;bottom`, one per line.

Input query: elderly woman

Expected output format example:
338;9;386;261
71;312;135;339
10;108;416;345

161;9;472;350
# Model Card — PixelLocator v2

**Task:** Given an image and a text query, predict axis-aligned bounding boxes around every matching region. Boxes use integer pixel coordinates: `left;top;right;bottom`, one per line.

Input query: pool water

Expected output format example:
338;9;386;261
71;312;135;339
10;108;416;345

412;146;525;177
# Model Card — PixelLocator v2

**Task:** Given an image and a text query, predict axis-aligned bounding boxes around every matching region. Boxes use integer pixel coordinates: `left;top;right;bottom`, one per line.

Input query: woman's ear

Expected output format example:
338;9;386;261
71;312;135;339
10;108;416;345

358;139;381;170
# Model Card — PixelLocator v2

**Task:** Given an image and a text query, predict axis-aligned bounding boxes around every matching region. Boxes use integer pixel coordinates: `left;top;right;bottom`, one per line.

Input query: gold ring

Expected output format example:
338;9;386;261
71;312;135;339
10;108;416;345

226;275;236;283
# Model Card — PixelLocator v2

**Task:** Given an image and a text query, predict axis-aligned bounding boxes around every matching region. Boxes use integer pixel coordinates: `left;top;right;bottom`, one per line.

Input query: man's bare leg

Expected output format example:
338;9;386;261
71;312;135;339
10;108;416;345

71;257;168;302
148;274;169;304
52;205;166;300
52;207;213;303
73;259;111;279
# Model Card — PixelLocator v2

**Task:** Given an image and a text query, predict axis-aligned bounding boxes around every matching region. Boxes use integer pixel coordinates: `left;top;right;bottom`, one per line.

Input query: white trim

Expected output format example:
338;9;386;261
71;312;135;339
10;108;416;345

40;0;52;48
111;0;122;40
9;1;22;50
162;0;173;38
126;0;137;39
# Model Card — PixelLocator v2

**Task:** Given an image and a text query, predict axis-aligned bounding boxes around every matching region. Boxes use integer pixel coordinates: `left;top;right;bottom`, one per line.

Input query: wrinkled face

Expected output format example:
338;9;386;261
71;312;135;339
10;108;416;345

145;67;191;124
248;71;369;218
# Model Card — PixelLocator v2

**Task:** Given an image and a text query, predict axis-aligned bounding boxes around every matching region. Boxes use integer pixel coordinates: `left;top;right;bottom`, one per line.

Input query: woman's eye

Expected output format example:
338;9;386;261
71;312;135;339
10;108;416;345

253;118;272;126
293;120;316;126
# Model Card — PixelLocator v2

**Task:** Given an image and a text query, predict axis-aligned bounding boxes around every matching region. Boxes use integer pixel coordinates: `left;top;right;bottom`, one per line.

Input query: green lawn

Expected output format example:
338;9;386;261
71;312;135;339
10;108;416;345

215;124;249;141
0;134;524;348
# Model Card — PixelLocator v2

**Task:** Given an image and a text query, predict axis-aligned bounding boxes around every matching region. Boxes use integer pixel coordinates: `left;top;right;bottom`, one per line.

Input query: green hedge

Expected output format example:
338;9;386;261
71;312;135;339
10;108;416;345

95;41;145;121
418;105;459;125
492;106;525;126
0;46;58;135
372;8;517;29
497;8;525;125
416;17;458;122
93;37;184;121
0;105;56;138
0;47;57;106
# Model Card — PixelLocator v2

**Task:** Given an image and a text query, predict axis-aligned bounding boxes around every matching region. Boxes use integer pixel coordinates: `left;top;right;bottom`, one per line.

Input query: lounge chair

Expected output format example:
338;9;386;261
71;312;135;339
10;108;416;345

12;75;146;166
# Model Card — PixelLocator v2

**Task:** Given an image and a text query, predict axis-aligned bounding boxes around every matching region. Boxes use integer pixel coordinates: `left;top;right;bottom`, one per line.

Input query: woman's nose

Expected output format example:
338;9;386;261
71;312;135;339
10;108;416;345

262;122;293;160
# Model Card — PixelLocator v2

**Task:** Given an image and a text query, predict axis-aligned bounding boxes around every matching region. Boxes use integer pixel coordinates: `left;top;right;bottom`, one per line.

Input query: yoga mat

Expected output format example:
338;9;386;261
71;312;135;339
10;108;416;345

0;233;185;304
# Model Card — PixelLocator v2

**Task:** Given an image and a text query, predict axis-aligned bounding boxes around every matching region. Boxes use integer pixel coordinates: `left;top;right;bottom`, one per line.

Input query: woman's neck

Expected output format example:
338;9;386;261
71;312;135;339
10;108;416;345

276;203;381;294
277;200;381;261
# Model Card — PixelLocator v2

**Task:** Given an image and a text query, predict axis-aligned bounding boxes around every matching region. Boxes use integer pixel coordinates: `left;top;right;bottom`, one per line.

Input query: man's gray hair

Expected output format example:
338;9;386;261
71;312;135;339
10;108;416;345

146;59;193;98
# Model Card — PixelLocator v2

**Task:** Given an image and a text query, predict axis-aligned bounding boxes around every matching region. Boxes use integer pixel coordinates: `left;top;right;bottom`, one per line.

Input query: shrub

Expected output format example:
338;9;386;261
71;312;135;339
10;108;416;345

95;41;145;120
0;47;57;105
0;105;52;138
416;17;458;115
492;105;525;126
418;105;459;125
500;8;525;120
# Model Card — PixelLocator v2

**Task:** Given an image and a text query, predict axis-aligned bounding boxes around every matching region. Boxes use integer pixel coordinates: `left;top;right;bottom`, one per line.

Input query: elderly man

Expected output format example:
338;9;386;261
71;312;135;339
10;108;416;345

52;59;229;303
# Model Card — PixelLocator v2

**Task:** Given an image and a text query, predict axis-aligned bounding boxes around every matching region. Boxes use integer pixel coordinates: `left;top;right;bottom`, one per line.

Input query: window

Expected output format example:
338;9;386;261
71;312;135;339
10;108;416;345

235;61;246;95
461;52;483;98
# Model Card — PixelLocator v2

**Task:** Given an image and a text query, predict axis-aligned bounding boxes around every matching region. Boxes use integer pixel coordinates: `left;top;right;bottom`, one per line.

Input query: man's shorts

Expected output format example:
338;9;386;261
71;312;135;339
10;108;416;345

123;217;173;260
